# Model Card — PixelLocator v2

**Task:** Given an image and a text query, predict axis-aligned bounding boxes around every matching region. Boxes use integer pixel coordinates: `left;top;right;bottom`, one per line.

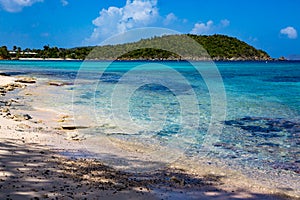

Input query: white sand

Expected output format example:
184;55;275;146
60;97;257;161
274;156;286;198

0;75;16;86
0;75;298;200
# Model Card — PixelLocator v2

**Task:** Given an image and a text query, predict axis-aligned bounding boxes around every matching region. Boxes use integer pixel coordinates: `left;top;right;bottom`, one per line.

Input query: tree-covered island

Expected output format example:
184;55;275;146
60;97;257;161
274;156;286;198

0;34;272;61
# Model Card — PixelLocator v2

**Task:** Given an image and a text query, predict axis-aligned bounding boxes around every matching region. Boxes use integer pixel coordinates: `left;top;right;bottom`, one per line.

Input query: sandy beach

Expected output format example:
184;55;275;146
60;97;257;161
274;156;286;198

0;75;16;86
0;74;299;200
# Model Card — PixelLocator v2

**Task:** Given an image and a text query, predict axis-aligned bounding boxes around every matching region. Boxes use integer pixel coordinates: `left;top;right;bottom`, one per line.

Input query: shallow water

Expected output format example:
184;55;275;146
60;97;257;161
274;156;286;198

1;60;299;177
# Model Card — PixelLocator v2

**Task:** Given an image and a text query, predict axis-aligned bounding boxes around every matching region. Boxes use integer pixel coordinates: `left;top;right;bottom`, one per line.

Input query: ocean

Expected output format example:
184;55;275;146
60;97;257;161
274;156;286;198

0;60;299;177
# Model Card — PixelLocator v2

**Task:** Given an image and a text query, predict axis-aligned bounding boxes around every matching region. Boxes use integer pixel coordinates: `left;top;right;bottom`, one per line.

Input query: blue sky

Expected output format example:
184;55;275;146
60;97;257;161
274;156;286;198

0;0;299;58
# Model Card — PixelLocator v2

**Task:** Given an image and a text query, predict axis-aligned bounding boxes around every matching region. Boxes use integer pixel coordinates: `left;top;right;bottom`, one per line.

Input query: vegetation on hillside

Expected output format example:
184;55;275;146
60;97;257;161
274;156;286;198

188;34;270;60
0;34;271;61
86;34;270;60
0;46;10;59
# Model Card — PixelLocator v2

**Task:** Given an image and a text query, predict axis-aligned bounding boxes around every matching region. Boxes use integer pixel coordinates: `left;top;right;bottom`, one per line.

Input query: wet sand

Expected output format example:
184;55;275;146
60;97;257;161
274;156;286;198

0;74;299;199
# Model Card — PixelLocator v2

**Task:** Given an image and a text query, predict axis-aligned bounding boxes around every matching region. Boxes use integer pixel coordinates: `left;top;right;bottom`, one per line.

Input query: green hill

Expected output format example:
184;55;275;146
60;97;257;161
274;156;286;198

87;34;271;61
188;34;270;60
87;34;271;60
2;34;271;61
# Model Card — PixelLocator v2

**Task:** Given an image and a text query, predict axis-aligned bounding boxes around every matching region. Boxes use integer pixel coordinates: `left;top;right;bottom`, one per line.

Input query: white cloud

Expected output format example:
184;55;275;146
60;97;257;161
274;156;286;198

61;0;68;6
220;19;230;27
190;20;214;35
0;0;43;12
190;19;230;35
280;26;298;39
87;0;159;44
163;13;177;25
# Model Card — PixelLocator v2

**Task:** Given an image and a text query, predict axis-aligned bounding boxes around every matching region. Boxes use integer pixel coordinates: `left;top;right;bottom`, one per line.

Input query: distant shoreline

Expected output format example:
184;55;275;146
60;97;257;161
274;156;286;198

0;58;298;62
0;34;274;61
18;57;81;61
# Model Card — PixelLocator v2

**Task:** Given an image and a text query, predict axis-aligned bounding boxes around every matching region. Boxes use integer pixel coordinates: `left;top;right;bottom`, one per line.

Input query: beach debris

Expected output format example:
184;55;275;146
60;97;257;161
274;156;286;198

64;132;86;141
1;81;24;96
0;89;5;96
23;114;32;120
12;114;32;121
48;81;73;86
0;100;7;107
57;115;71;123
1;83;23;93
15;77;36;84
3;112;13;119
61;125;88;130
4;101;11;106
2;98;19;106
16;123;31;131
9;98;19;103
0;107;9;113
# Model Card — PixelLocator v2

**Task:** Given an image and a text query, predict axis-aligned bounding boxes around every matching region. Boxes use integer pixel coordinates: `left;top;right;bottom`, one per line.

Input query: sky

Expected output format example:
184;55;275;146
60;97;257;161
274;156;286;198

0;0;299;58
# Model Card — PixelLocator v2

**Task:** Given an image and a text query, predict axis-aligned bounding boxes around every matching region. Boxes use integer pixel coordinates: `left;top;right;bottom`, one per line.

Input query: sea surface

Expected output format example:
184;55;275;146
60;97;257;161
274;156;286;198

0;60;299;181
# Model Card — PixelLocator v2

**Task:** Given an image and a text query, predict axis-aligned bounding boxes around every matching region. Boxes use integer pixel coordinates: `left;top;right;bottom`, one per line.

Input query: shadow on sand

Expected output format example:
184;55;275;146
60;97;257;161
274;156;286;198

0;139;296;200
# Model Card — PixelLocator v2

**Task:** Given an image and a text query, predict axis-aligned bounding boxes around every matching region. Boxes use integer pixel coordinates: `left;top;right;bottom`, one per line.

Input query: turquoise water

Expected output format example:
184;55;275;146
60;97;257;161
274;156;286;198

1;60;299;174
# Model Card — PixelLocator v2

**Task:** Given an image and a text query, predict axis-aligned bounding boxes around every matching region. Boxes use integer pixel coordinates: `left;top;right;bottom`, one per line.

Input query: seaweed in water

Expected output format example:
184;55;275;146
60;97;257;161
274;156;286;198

225;116;300;135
